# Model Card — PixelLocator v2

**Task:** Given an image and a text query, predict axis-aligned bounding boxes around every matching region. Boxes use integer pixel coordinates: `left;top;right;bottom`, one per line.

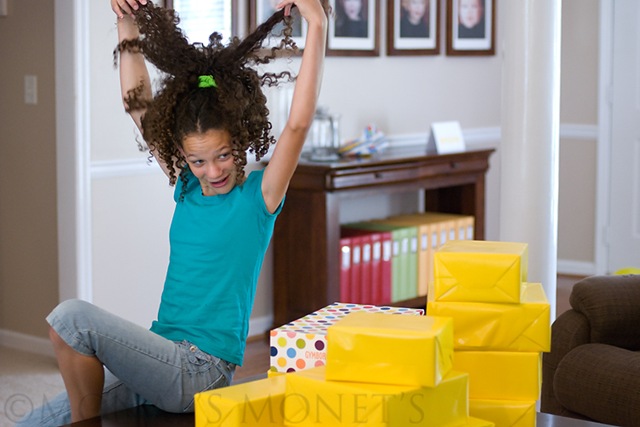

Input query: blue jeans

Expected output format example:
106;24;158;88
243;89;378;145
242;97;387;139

15;299;236;427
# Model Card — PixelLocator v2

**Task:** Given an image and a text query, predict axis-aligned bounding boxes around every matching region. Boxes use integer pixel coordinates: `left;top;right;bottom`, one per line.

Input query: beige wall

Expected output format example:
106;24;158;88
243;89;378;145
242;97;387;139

558;0;599;264
560;0;599;124
0;0;600;341
0;0;58;338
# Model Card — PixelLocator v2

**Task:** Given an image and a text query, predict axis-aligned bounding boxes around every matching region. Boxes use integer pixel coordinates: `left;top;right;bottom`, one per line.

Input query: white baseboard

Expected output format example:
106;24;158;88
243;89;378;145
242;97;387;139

248;314;274;338
0;329;55;358
557;259;597;277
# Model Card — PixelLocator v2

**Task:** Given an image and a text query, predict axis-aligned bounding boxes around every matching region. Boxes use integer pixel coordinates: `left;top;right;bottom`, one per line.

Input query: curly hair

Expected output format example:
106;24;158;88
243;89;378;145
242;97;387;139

113;2;324;190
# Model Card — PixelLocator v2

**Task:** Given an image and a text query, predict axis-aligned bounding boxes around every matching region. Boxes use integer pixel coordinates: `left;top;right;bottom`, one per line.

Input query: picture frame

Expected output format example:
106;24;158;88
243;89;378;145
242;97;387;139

387;0;439;56
446;0;495;56
249;0;307;50
327;0;379;57
164;0;238;43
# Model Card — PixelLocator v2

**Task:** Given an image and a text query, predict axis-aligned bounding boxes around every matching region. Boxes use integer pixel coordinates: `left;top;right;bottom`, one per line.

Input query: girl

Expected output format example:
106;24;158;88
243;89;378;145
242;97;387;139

18;0;327;424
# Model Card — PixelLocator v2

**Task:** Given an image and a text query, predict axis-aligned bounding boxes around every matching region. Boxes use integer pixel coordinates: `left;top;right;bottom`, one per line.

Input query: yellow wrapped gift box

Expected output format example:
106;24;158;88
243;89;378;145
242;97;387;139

270;302;424;373
326;311;454;387
466;417;496;427
284;366;469;427
469;399;536;427
427;283;550;352
452;351;541;400
194;376;286;427
433;241;528;303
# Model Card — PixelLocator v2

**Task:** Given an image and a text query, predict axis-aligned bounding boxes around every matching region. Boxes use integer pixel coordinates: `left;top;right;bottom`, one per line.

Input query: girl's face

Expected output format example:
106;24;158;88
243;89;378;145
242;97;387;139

459;0;482;29
181;129;237;196
342;0;363;21
407;0;427;23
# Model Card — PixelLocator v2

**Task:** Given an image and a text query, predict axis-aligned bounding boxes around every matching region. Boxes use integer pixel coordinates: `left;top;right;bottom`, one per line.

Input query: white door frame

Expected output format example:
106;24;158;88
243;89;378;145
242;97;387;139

55;0;93;302
595;0;613;275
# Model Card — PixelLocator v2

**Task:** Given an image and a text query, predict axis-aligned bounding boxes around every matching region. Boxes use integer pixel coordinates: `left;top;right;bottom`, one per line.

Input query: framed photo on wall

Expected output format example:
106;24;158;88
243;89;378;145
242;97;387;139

387;0;439;56
327;0;379;56
446;0;495;56
249;0;307;50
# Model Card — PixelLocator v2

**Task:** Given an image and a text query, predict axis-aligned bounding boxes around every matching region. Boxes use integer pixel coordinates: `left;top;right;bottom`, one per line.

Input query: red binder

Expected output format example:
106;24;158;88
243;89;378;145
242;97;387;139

341;227;392;305
359;234;373;304
349;236;363;303
339;237;352;303
378;231;393;304
368;232;383;305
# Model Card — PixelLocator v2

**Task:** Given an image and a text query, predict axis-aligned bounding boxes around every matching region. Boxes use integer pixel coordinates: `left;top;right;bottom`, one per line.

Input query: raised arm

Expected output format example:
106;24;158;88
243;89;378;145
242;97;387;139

113;0;149;132
112;0;173;177
261;0;328;213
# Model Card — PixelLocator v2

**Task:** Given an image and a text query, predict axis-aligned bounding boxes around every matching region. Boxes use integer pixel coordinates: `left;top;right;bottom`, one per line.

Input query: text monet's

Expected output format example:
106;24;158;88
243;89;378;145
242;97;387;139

195;367;469;427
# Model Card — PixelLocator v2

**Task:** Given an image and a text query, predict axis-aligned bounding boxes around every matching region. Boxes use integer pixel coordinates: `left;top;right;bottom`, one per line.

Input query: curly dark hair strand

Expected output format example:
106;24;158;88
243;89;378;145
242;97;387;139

112;2;316;191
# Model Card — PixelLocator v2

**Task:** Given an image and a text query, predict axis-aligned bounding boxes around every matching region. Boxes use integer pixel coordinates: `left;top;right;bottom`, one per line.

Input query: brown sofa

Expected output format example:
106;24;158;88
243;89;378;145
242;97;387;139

540;274;640;426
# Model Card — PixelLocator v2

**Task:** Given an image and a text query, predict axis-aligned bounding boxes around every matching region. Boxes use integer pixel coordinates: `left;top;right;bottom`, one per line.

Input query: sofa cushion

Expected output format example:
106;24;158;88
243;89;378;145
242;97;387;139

554;343;640;426
540;309;590;416
569;275;640;350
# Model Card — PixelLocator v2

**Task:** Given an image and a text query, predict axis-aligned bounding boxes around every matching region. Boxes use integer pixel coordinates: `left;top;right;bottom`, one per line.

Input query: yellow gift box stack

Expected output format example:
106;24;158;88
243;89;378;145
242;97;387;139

195;310;495;426
194;375;287;427
284;311;492;426
427;240;551;427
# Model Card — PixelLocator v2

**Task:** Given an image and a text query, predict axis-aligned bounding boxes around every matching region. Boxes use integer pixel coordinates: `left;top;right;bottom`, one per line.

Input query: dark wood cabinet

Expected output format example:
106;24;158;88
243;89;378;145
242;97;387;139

271;148;494;327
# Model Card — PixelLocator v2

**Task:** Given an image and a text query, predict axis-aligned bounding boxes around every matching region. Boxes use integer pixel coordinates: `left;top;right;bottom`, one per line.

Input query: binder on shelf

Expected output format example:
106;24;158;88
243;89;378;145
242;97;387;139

383;212;476;292
431;214;474;244
369;233;384;305
405;227;419;300
379;231;393;304
395;227;414;302
350;236;363;303
341;227;389;305
463;216;475;240
428;222;440;287
372;220;419;302
345;222;417;303
437;219;451;248
339;237;351;303
359;234;373;304
374;217;430;298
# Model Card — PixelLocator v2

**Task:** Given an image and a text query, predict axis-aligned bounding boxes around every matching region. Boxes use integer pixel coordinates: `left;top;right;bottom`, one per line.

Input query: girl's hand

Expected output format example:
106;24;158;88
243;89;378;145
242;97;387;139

276;0;327;26
111;0;148;19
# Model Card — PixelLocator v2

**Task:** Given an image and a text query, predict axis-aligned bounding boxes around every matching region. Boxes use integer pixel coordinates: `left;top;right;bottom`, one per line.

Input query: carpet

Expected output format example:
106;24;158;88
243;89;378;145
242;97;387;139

0;347;65;427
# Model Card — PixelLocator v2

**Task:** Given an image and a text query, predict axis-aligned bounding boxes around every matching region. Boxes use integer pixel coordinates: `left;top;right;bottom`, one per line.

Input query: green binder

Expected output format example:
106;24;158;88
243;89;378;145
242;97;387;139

344;222;418;302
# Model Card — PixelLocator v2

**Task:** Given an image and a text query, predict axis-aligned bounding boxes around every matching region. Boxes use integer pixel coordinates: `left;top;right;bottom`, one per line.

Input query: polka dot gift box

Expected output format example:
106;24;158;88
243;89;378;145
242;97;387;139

269;302;424;373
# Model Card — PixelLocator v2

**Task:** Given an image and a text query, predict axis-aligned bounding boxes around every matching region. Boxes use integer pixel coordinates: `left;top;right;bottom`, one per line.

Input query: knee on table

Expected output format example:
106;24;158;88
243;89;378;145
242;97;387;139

48;299;95;347
47;299;97;356
50;299;93;318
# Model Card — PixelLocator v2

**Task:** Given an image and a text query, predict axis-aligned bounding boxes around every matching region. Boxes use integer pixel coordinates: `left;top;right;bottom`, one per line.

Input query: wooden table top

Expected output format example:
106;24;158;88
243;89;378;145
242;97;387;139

66;406;612;426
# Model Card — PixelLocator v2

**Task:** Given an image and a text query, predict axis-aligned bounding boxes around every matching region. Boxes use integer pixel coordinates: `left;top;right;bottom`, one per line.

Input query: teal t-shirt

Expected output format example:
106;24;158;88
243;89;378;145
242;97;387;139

150;168;282;366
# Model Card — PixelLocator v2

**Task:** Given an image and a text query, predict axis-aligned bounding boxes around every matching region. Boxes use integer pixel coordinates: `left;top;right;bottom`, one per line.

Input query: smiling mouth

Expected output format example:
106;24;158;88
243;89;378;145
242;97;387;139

209;176;229;188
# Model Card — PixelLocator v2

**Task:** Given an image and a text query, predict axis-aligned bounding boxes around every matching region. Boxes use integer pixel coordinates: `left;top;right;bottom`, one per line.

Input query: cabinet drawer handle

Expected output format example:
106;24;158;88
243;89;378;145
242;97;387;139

450;162;458;169
375;172;384;179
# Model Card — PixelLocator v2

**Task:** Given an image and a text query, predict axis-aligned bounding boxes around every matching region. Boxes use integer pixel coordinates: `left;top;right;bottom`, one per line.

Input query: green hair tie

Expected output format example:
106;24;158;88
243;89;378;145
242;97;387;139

198;75;217;88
